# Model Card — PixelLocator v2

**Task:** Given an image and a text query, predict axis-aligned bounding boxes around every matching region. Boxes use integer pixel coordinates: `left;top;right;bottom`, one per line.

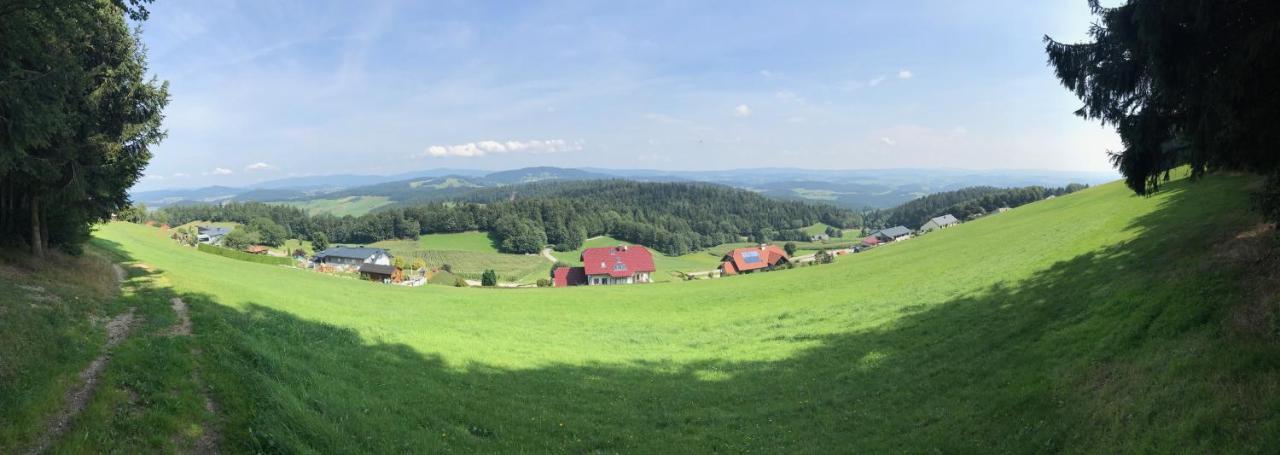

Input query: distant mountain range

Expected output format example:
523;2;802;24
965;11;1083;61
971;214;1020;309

130;166;1118;212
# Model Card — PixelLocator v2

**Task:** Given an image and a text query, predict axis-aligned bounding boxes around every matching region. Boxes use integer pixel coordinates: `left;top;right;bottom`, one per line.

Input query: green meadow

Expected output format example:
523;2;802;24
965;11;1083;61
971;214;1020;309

281;195;392;217
370;231;547;282
31;174;1273;452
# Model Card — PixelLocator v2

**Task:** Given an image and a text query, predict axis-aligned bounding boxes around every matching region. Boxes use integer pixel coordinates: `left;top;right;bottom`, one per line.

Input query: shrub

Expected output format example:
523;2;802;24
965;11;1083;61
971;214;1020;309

481;269;498;287
536;278;551;287
453;277;468;287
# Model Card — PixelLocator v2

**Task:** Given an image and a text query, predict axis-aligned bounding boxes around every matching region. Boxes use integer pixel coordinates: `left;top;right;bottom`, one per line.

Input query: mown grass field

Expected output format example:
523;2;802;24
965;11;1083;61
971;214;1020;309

412;231;501;252
371;231;547;283
280;196;392;217
62;174;1280;452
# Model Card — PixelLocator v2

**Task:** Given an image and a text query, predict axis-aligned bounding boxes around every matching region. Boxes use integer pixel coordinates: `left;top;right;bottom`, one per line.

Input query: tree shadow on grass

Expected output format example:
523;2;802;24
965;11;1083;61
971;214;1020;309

86;176;1280;453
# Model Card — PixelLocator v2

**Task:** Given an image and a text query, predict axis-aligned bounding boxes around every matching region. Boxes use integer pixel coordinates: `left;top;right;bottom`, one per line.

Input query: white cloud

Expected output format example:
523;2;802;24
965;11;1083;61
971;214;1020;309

204;167;233;176
953;126;969;135
880;137;897;146
734;104;752;117
419;139;583;158
786;116;806;124
868;75;887;87
245;162;276;171
759;69;779;79
172;172;188;178
898;69;914;79
775;90;802;103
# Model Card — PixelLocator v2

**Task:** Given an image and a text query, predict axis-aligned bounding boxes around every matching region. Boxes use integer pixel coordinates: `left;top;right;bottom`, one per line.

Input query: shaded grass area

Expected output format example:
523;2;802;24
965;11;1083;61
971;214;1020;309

79;175;1280;452
0;249;120;452
47;259;216;453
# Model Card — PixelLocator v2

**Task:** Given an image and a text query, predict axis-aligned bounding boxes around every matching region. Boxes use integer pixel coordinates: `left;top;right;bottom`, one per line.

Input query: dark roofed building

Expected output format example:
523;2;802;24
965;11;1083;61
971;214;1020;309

313;246;393;270
358;263;399;282
873;226;913;242
919;214;959;233
196;226;231;244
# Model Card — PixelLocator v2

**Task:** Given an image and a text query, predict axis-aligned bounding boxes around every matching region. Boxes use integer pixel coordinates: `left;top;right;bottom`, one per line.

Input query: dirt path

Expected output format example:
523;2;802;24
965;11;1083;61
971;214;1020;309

27;308;137;455
112;263;126;284
167;297;193;337
540;247;557;263
167;297;221;453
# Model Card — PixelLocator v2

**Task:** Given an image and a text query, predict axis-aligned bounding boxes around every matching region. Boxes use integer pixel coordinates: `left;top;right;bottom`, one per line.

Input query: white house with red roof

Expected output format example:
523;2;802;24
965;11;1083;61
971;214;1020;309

558;245;656;286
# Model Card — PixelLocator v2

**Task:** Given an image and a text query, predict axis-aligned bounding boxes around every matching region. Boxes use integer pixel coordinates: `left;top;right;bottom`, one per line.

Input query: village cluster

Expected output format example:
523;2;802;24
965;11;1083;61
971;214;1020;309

183;214;963;288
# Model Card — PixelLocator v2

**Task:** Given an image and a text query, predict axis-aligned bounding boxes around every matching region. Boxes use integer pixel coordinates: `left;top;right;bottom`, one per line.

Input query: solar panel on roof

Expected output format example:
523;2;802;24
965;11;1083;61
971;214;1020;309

741;250;762;264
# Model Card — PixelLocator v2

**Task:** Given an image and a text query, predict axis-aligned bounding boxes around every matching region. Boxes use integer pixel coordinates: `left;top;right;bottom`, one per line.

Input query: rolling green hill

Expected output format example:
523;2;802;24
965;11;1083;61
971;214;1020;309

36;174;1279;452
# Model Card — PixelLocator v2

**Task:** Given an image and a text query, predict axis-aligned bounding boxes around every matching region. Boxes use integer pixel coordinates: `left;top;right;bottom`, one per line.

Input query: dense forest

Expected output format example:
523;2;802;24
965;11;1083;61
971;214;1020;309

0;1;167;256
866;183;1088;230
151;181;861;255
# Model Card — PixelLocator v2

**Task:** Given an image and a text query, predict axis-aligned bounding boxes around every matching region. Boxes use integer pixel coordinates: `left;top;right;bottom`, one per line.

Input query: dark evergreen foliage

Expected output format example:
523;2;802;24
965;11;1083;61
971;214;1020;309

0;1;169;255
869;184;1086;230
153;181;862;255
1046;0;1280;204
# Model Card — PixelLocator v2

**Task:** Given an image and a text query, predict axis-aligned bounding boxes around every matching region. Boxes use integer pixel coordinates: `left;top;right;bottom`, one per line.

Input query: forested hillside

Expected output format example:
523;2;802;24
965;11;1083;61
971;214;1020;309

867;183;1087;229
151;181;860;255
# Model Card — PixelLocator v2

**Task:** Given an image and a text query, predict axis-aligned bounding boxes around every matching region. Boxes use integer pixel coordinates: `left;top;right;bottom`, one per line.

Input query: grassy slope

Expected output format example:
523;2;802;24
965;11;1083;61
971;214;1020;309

87;175;1280;452
371;232;547;282
280;196;392;217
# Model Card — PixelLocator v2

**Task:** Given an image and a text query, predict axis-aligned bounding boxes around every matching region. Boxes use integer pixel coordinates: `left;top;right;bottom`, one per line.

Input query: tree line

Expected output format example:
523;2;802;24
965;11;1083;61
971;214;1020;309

149;181;862;255
865;184;1088;230
0;0;168;256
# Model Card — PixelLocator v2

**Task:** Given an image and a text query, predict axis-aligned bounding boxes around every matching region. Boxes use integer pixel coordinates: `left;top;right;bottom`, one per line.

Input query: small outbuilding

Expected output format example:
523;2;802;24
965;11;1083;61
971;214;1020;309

553;266;588;287
245;245;271;255
358;263;400;283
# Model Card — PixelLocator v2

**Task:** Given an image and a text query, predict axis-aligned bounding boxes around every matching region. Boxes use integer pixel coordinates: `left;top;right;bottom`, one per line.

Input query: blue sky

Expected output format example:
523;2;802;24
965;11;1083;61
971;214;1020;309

135;0;1120;190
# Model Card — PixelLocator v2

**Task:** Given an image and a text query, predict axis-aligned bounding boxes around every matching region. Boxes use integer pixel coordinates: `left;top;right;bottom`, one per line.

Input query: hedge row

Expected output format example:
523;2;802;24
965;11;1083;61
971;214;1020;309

197;243;293;266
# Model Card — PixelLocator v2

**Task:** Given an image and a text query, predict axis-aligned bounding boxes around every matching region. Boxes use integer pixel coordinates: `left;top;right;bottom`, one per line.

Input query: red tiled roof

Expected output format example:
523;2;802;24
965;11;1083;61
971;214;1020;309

720;261;739;276
860;235;881;246
721;244;790;273
581;245;656;278
553;266;587;287
245;245;270;254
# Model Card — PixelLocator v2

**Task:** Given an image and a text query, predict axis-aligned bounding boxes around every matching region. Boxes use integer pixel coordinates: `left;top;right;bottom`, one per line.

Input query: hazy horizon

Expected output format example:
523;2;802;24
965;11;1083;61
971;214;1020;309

135;1;1123;190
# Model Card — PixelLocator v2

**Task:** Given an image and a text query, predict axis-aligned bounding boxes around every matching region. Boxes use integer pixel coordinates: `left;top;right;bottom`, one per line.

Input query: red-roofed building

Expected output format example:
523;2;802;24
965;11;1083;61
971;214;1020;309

719;244;790;276
553;266;587;287
579;245;656;285
860;235;882;247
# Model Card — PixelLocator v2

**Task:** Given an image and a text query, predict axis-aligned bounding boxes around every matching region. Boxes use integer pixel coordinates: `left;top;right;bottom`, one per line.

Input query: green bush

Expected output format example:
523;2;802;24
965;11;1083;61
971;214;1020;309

197;243;292;266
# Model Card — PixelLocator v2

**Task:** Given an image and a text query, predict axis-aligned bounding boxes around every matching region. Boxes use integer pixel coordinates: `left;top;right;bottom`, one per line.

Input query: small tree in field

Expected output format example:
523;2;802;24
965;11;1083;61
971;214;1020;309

392;256;408;270
815;249;834;265
311;232;329;252
481;269;498;287
411;258;427;271
453;277;468;287
783;242;797;257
